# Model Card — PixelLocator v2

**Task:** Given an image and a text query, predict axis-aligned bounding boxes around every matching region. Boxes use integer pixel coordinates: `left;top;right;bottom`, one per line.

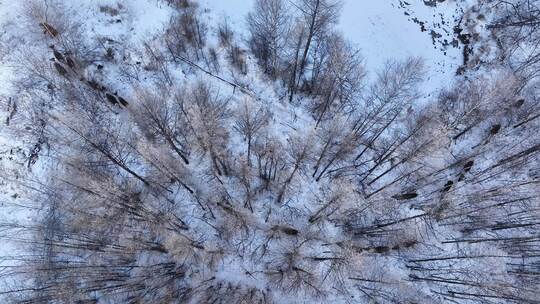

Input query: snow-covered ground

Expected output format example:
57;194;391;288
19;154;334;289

205;0;467;97
340;0;465;92
0;0;26;270
0;0;175;274
5;1;531;303
0;0;466;284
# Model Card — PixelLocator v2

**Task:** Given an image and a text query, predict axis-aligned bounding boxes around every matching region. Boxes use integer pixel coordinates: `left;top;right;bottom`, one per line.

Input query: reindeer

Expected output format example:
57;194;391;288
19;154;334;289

53;62;68;76
49;45;65;62
39;22;58;37
105;93;118;105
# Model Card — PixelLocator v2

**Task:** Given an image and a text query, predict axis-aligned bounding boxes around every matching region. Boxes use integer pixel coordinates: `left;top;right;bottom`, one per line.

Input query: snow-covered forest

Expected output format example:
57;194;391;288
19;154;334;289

0;0;539;303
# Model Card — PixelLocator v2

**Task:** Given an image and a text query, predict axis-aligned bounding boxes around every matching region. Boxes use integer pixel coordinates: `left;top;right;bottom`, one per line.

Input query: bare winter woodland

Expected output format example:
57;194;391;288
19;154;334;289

0;0;540;303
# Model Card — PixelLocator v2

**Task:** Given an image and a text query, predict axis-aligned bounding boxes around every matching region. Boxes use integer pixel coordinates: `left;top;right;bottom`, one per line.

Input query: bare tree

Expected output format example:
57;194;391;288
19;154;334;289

247;0;291;79
276;134;313;204
2;1;540;303
308;32;365;126
182;82;231;176
288;0;343;101
134;86;191;165
234;98;270;166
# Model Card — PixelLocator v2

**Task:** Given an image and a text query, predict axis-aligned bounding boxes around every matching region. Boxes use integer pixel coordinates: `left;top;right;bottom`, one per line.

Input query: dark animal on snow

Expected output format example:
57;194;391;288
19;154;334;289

117;96;129;106
39;22;58;37
490;124;501;135
442;180;454;192
54;62;68;76
53;49;65;62
463;160;474;173
66;56;76;69
87;79;100;90
105;93;118;105
392;192;418;200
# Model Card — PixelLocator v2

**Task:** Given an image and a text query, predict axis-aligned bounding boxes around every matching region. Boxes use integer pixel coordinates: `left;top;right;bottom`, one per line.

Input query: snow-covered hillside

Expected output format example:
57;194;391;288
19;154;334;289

206;0;470;95
1;0;539;303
